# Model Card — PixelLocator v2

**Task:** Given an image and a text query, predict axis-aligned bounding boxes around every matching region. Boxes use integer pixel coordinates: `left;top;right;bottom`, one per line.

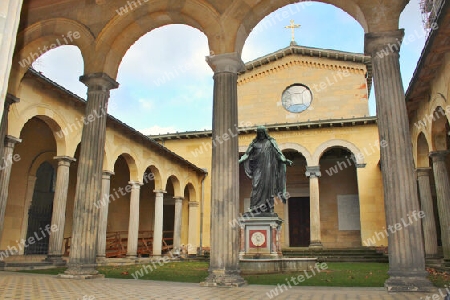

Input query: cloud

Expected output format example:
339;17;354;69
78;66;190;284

139;125;178;135
138;98;154;110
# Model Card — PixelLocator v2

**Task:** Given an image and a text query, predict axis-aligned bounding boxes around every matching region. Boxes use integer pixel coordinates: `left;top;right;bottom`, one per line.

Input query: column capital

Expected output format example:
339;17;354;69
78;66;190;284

364;29;404;55
174;196;184;202
416;167;432;178
102;170;115;178
54;156;76;166
153;189;167;194
128;181;143;188
188;201;199;208
79;73;119;91
5;94;20;109
206;52;245;74
429;150;450;162
305;166;321;178
356;163;367;168
4;135;21;148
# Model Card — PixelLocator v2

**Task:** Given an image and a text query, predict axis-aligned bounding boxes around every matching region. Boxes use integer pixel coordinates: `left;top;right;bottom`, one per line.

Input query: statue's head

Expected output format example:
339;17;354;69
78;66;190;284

256;126;269;140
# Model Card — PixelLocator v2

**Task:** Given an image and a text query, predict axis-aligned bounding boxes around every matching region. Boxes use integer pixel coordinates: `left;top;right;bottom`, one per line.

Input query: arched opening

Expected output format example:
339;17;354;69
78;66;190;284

112;24;212;134
106;155;131;256
137;167;157;257
241;2;364;59
5;116;58;254
283;150;309;248
162;176;178;249
319;147;361;248
30;45;86;98
24;161;55;255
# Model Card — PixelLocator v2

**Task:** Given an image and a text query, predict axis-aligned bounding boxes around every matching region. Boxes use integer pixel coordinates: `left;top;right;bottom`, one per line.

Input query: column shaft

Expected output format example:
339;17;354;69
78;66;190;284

188;201;199;255
153;190;165;256
201;53;246;287
306;166;322;248
416;168;438;257
46;156;76;262
0;135;21;244
65;73;118;276
365;30;431;291
96;171;114;259
173;197;183;255
127;181;142;257
430;151;450;263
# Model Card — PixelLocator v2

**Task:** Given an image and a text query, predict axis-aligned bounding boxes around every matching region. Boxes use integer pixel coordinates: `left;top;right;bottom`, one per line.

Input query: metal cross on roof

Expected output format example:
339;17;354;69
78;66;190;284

285;20;301;43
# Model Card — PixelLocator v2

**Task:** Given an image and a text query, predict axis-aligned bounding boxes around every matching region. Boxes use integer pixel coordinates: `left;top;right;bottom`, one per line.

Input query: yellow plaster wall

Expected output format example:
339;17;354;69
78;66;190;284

237;55;369;126
162;123;387;248
1;73;204;252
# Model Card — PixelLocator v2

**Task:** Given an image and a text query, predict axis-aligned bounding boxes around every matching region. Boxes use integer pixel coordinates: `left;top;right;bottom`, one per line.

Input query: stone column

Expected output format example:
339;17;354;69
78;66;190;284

19;175;37;254
64;73;118;278
153;190;166;257
0;135;21;243
365;30;432;291
201;53;246;287
172;197;183;255
429;151;450;266
0;0;24;114
0;94;19;160
46;156;76;264
126;181;142;258
188;201;199;255
96;171;114;260
305;166;322;248
416;168;438;258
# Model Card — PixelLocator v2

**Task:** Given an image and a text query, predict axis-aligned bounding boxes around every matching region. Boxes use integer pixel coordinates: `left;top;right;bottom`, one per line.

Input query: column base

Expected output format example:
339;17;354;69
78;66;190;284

443;259;450;268
200;269;247;287
385;276;435;292
44;255;66;266
309;241;323;249
60;263;102;279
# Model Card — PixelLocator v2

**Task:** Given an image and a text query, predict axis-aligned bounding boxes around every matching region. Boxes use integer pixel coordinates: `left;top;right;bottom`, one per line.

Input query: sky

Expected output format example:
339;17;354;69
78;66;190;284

32;1;429;135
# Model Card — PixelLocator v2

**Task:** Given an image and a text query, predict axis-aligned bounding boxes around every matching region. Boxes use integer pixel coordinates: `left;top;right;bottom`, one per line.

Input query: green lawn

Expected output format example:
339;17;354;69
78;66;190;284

15;262;449;287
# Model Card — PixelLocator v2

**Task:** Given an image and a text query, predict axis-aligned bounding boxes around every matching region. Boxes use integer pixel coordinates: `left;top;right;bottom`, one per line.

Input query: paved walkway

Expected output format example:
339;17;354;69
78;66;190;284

0;271;445;300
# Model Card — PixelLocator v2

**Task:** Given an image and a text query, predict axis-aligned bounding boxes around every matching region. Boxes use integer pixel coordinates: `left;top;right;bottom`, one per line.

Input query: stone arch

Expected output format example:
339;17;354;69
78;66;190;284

13;109;67;157
117;153;139;182
278;142;313;166
28;151;57;176
9;18;94;95
184;182;197;202
232;0;407;55
166;175;182;198
431;106;449;151
95;1;222;77
144;165;163;190
417;132;431;168
232;0;369;55
312;139;365;166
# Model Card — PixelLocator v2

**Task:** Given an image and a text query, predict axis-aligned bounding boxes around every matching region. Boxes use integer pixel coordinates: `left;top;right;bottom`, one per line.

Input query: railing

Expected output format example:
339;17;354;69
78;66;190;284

64;230;174;258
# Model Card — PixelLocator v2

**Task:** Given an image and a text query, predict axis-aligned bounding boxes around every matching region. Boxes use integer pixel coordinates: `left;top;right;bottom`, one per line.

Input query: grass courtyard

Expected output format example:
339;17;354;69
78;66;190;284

17;261;450;288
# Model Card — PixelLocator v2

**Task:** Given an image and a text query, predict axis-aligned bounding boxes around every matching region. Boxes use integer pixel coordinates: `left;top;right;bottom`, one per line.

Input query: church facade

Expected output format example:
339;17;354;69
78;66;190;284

152;44;387;250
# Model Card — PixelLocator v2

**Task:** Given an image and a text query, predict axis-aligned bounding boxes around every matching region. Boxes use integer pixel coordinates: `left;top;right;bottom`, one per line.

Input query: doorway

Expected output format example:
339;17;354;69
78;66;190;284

24;162;55;255
289;197;310;247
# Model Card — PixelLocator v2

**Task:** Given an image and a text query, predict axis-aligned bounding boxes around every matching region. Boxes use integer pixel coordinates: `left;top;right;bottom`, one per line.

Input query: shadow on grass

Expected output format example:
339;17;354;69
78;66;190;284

14;262;448;288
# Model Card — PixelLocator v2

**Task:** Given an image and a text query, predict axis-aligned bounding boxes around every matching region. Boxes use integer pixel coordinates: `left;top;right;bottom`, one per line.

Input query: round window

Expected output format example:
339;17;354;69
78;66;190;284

281;84;313;113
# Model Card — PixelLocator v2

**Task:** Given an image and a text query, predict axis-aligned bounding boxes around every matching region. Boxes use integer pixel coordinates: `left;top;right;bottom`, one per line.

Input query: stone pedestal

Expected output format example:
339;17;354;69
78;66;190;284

238;217;282;259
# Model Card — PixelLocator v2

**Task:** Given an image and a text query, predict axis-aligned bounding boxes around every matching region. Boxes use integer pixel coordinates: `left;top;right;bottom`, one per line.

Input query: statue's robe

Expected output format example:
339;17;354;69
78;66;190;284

243;137;287;212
